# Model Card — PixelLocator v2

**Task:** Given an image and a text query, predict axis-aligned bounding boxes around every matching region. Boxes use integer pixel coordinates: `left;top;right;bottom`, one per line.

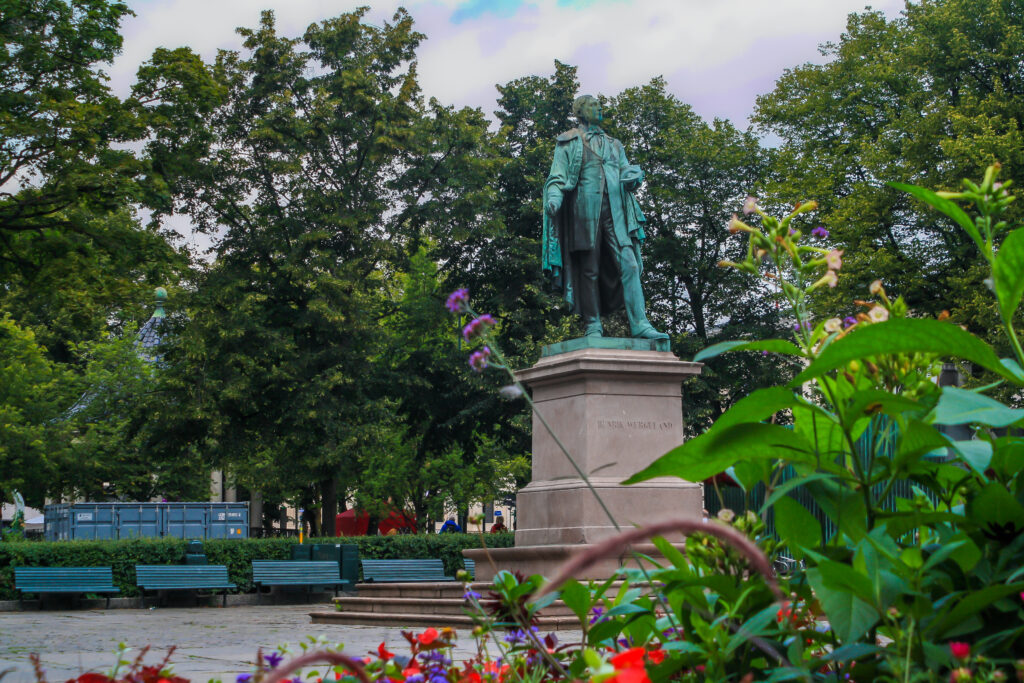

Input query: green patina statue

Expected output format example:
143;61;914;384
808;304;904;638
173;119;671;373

541;95;668;341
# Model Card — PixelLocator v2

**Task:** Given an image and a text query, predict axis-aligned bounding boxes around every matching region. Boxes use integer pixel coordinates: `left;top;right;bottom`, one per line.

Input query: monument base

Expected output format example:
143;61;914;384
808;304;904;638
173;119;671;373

514;476;702;546
463;542;675;583
463;343;703;583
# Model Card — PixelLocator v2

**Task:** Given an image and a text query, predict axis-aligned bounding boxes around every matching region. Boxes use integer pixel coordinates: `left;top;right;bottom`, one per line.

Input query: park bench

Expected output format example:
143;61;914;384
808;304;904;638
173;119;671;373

251;560;350;603
360;558;454;583
14;567;120;609
135;564;236;606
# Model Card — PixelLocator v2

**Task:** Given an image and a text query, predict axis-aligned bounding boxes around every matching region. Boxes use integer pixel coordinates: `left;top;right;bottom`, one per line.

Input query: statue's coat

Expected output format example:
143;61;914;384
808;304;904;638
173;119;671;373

541;127;648;315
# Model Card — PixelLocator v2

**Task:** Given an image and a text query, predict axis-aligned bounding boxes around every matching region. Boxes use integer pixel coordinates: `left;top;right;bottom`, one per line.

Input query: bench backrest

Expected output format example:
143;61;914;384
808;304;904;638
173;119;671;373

361;559;452;582
134;565;231;587
14;567;116;589
463;558;475;579
251;560;341;583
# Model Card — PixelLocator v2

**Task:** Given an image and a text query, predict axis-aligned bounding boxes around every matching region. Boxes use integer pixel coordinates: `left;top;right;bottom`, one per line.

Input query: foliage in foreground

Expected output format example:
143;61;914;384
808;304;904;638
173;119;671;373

444;166;1024;680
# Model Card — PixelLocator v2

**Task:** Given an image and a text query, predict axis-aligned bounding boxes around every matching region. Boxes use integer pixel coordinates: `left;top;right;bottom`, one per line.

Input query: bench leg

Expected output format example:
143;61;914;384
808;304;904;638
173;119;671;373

222;590;227;608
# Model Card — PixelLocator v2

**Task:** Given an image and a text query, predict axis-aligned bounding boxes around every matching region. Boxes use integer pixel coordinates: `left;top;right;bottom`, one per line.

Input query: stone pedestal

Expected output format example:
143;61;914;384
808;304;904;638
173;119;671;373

465;340;703;581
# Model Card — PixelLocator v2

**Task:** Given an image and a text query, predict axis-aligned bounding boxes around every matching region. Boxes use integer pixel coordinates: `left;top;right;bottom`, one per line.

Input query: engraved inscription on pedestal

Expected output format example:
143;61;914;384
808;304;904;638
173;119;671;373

512;344;704;547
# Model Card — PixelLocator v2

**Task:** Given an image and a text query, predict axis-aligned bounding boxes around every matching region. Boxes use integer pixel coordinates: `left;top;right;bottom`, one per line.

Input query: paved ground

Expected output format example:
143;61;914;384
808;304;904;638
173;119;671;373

0;605;489;683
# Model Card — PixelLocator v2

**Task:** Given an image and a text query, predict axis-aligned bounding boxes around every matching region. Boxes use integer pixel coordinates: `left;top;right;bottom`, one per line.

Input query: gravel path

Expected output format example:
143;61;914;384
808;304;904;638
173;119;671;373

0;605;490;683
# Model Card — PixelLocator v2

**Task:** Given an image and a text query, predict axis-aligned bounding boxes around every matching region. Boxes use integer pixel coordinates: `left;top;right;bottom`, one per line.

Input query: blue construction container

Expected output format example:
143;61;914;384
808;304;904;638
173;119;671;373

44;502;249;541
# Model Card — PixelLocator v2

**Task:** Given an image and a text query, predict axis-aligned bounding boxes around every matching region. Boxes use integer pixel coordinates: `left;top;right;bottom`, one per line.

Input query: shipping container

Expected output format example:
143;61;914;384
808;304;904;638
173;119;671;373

44;502;249;541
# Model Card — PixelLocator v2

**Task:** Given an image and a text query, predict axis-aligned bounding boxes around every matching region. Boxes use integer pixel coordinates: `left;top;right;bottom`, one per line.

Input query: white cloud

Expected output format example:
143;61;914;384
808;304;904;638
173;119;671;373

116;0;904;124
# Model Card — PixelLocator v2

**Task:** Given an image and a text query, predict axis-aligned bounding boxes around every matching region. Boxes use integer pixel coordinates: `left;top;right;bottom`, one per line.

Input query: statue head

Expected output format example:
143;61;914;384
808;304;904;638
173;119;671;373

572;95;602;125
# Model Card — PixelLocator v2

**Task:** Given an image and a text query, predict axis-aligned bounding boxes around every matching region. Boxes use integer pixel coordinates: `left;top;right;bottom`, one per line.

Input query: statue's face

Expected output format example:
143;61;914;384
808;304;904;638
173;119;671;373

581;99;602;124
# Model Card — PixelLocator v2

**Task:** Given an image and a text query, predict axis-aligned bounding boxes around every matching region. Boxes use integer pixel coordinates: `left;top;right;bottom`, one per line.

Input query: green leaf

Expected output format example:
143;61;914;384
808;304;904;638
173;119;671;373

726;603;779;655
694;339;804;362
843;389;923;421
929;583;1024;637
895;420;950;468
806;567;879;643
708;386;802;434
993;228;1024;322
948;440;993;477
966;483;1024;534
772;496;821;559
932;386;1024;427
624;422;813;484
889;182;985;254
792;319;1022;385
558;579;591;623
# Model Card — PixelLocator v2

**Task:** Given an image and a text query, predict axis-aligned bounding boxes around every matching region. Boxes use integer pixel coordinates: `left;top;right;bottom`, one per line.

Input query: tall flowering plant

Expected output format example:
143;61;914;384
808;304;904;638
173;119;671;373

446;167;1024;680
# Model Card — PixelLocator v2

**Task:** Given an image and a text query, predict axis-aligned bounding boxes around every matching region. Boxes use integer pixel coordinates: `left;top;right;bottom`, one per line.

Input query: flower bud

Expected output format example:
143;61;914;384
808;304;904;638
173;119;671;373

869;280;884;295
825;318;842;333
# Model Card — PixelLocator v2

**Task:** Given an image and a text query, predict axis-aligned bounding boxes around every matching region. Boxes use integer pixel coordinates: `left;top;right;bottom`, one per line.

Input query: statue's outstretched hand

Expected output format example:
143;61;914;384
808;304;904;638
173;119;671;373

545;199;560;217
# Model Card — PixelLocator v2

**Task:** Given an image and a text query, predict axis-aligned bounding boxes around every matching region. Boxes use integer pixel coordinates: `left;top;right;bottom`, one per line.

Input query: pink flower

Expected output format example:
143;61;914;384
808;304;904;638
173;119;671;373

445;288;469;313
826;249;843;270
742;195;758;215
462;314;495;341
469;347;491;372
950;642;971;661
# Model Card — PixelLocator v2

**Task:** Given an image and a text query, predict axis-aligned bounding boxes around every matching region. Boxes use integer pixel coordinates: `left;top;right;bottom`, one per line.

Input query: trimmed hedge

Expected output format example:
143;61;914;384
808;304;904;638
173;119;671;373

0;533;513;600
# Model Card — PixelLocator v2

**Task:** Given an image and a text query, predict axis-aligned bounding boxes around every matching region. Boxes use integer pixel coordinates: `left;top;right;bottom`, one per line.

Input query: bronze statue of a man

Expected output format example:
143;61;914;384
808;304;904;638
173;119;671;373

541;95;668;340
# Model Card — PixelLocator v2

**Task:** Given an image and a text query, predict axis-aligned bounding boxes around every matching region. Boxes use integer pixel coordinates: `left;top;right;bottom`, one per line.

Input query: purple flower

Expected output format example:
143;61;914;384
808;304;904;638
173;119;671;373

469;346;491;372
237;675;252;683
811;226;829;238
589;606;605;625
406;675;424;683
792;321;811;331
463;589;481;601
265;652;284;669
844;316;857;328
462;314;495;341
761;350;769;356
445;288;469;313
423;651;451;666
504;629;526;644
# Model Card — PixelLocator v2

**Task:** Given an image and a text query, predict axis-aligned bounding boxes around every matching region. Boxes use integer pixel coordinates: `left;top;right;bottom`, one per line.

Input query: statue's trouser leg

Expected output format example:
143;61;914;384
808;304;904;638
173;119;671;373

577;234;603;335
596;196;653;336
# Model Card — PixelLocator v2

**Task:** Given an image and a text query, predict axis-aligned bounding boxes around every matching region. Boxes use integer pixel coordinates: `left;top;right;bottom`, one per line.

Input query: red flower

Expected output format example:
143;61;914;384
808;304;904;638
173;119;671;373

950;642;971;661
646;649;666;664
378;642;395;661
72;675;111;683
606;668;650;683
610;647;646;670
417;628;439;646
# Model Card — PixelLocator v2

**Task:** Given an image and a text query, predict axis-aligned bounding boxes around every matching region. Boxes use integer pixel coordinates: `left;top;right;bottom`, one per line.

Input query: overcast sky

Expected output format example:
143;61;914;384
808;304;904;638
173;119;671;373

114;0;905;127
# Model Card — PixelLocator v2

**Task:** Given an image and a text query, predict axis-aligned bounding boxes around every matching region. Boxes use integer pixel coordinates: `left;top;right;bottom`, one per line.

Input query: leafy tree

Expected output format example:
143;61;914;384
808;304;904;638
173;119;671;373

0;315;70;508
753;0;1024;360
354;247;529;530
148;8;501;532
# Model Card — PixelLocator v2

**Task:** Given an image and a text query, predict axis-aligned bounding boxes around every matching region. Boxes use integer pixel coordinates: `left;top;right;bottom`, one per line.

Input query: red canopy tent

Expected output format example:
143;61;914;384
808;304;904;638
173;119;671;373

335;508;417;536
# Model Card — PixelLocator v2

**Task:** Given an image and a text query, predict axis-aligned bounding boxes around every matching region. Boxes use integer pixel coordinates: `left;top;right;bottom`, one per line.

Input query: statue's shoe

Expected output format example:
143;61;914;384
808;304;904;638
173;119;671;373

584;323;603;337
633;325;669;341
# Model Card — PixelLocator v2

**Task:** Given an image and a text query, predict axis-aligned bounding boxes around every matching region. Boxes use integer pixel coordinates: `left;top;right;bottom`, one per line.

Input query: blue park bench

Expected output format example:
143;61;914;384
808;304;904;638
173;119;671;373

360;558;454;582
14;567;120;609
135;564;236;607
251;560;350;603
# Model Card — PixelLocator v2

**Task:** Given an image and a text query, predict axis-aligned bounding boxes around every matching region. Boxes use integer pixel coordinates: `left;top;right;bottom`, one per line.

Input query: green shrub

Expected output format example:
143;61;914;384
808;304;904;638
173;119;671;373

0;532;513;600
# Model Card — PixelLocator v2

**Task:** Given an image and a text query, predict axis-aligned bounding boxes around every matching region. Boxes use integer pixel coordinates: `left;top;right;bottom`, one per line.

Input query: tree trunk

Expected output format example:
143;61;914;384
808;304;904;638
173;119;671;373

321;476;337;537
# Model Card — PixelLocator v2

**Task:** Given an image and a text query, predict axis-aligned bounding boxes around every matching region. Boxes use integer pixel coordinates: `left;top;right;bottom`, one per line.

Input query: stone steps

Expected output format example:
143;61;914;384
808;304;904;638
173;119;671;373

308;582;583;630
